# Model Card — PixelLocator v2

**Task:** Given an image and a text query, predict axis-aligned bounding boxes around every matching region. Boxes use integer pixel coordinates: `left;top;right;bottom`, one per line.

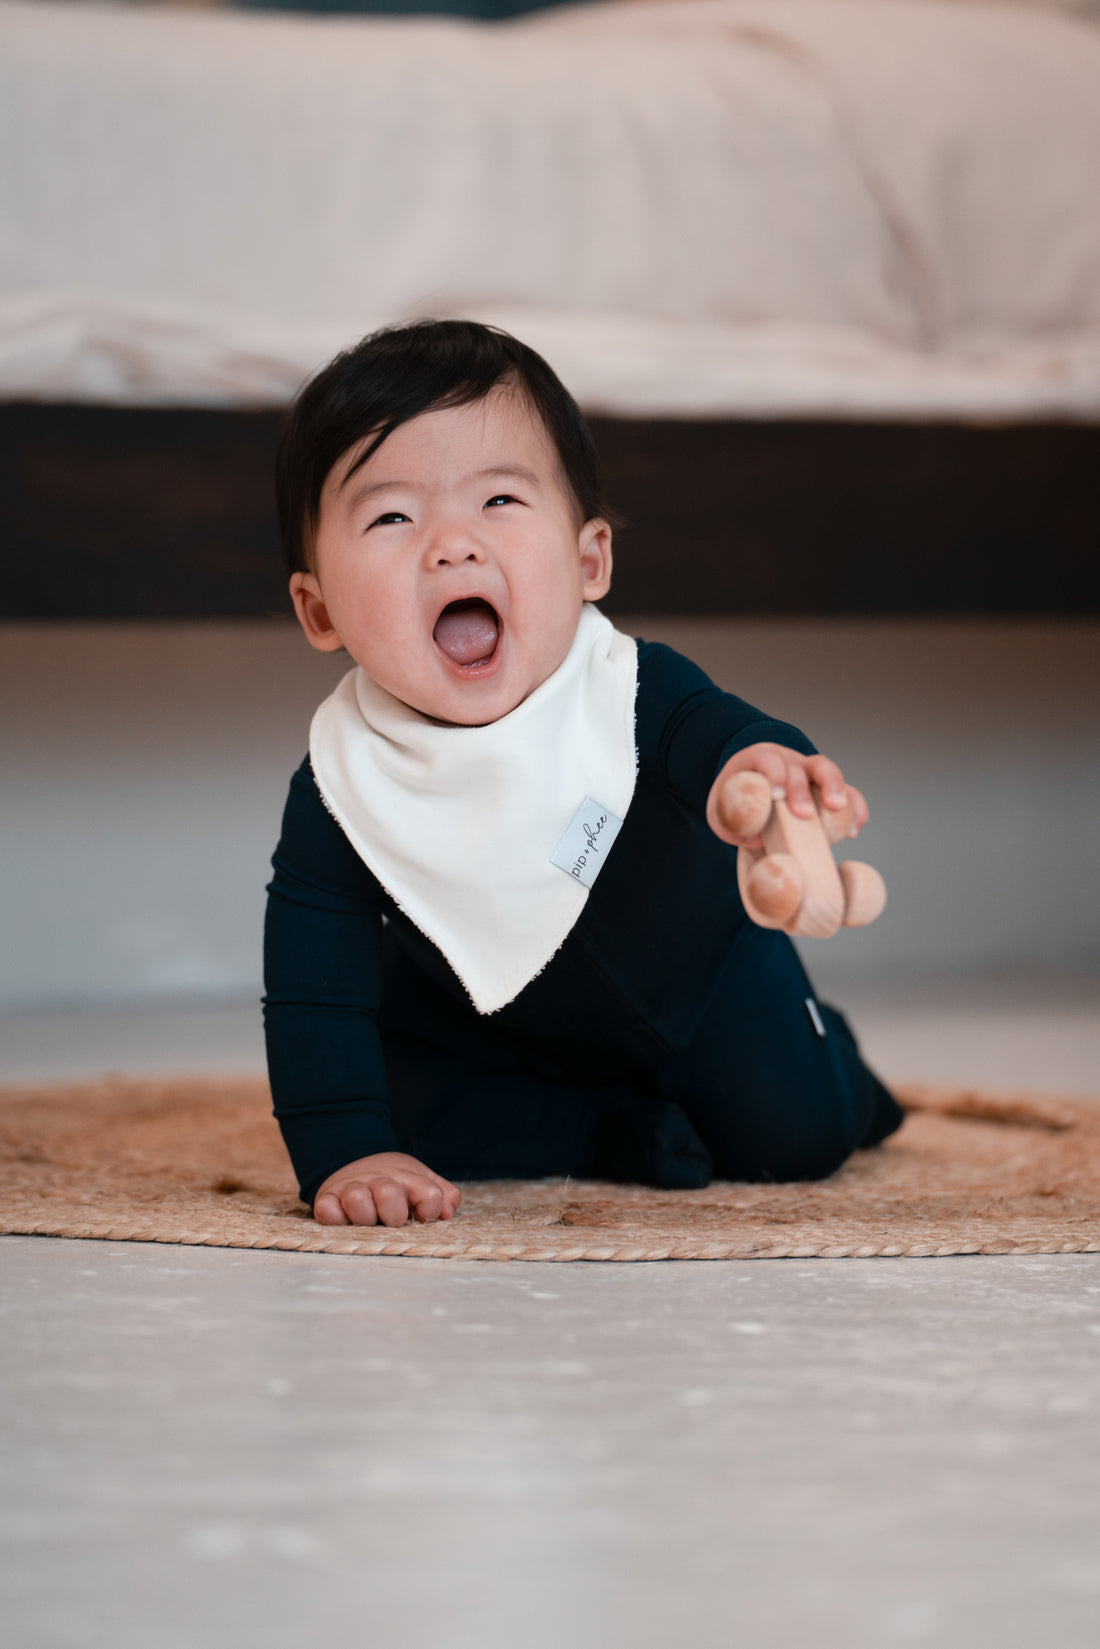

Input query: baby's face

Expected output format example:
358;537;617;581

291;388;611;724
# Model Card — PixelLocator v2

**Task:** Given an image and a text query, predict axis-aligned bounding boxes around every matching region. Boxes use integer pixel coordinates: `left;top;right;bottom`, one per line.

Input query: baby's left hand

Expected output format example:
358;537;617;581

707;744;869;850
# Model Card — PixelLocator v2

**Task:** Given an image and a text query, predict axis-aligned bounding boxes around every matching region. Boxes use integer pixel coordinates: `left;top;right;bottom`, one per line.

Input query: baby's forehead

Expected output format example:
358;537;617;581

327;388;564;497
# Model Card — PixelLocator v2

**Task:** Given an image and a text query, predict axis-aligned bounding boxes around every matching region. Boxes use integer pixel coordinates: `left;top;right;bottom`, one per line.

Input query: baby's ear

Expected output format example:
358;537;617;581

579;519;613;602
290;573;344;652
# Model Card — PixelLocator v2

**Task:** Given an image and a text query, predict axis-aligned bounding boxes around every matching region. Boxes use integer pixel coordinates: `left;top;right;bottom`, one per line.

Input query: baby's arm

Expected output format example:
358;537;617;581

264;759;457;1229
634;641;868;845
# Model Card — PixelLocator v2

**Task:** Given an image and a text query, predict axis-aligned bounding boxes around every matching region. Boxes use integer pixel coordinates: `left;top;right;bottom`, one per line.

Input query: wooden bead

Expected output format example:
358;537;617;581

716;770;773;840
839;860;887;927
747;852;802;922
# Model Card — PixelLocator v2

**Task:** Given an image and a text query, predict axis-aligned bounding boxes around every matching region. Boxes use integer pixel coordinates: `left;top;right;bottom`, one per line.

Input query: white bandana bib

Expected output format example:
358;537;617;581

308;604;639;1015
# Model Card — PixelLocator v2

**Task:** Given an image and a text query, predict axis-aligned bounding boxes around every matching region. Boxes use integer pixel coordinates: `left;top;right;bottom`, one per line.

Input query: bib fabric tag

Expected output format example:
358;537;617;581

550;797;624;889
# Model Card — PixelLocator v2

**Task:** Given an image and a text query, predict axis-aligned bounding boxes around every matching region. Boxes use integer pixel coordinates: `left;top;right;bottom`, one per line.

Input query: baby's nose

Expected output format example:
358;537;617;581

430;530;483;567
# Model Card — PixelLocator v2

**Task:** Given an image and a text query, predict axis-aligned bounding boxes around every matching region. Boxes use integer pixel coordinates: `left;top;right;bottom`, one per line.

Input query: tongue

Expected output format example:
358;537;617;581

433;600;500;666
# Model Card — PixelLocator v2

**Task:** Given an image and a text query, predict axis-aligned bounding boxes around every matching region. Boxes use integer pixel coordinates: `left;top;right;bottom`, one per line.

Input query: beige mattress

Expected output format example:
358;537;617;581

1;0;1098;418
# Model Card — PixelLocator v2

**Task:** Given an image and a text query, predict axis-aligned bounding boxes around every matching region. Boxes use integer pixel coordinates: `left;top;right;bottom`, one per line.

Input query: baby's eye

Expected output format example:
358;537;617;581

369;511;411;528
484;494;520;509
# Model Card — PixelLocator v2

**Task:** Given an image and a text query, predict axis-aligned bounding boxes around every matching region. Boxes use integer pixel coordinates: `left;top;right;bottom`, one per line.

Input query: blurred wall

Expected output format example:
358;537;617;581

1;617;1097;1013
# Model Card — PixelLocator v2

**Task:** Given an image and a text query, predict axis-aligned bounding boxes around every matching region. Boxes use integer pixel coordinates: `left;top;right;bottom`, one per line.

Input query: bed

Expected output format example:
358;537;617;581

2;0;1098;617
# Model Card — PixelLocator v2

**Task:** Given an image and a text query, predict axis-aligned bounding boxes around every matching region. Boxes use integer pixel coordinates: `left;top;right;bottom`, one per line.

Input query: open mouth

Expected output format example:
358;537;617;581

432;598;501;669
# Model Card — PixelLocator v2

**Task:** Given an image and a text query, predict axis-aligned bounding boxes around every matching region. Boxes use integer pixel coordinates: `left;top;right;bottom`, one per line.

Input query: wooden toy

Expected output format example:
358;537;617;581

708;770;886;938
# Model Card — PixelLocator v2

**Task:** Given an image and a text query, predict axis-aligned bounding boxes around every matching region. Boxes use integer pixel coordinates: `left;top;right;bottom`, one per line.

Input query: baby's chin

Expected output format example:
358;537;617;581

415;679;535;729
389;655;559;727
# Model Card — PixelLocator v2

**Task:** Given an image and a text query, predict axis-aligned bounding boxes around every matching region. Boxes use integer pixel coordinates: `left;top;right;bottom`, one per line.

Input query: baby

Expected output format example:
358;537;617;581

264;319;903;1228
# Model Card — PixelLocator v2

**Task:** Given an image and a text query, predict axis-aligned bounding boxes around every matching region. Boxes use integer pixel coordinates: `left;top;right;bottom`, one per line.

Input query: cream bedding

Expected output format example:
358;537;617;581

1;0;1098;418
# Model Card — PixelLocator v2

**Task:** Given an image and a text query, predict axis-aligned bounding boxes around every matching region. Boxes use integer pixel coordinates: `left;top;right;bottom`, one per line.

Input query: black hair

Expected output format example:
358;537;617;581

276;318;614;576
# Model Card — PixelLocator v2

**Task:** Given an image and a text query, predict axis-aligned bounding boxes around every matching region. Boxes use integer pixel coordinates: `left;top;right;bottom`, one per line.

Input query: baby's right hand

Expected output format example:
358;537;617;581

313;1152;462;1228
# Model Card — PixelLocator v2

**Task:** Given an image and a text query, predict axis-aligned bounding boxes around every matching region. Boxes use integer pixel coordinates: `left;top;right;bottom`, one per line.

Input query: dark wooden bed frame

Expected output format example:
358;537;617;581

3;403;1097;618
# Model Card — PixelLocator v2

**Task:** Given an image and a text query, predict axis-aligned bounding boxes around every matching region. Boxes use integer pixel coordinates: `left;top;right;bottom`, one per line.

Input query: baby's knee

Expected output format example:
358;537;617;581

707;1080;866;1184
754;1121;854;1184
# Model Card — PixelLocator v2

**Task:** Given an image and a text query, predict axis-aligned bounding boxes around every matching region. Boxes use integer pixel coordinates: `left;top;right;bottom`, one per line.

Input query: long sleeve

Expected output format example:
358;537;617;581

262;757;400;1205
634;640;816;815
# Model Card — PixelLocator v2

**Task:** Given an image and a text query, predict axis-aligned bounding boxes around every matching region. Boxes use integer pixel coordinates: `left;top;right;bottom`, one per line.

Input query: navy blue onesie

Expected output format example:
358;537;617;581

263;640;902;1205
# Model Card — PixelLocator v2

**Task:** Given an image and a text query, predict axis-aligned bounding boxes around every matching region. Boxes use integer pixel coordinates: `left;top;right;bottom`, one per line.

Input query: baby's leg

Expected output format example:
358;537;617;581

383;1026;607;1180
655;924;903;1182
385;1031;714;1186
379;935;709;1186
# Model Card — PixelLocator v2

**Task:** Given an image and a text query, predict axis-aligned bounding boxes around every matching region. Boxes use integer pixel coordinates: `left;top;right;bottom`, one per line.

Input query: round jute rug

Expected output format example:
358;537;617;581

2;1076;1098;1261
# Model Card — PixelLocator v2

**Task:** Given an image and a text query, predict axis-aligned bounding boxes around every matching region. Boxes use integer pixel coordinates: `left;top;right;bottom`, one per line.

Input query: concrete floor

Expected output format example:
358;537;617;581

3;983;1100;1648
3;1239;1100;1649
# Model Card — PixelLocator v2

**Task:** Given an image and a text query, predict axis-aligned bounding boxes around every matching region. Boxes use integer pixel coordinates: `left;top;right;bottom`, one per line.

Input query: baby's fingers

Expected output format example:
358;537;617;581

845;784;869;835
837;784;870;837
338;1180;382;1226
410;1182;444;1223
804;755;848;810
738;745;789;793
782;757;819;819
313;1190;350;1226
371;1179;412;1227
412;1176;463;1223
